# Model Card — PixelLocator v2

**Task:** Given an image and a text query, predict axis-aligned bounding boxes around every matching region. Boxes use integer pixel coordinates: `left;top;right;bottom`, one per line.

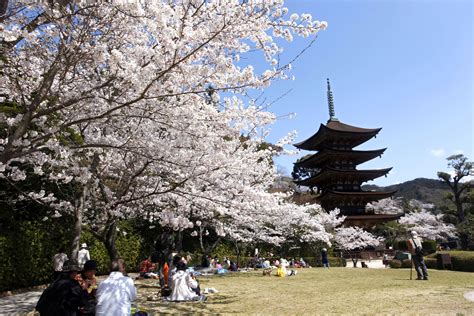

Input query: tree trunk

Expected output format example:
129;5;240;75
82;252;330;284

234;240;240;266
0;0;8;21
454;191;468;249
175;231;183;253
352;257;358;268
104;222;120;260
459;232;469;250
455;194;465;223
70;187;86;260
199;227;222;256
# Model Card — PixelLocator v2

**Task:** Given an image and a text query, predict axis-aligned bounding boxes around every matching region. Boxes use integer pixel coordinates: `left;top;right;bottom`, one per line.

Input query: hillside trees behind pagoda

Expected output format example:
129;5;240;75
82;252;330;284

1;1;331;259
437;154;474;249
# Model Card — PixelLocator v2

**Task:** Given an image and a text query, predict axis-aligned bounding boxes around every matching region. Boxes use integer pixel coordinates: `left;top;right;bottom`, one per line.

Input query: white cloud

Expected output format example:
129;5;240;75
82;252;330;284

430;148;445;157
453;149;464;155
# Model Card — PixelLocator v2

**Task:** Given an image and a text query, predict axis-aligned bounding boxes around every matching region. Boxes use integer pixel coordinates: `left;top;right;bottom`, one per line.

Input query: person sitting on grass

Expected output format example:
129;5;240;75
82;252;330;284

139;255;158;279
96;259;137;316
169;261;206;301
276;259;297;277
229;260;238;272
36;260;85;316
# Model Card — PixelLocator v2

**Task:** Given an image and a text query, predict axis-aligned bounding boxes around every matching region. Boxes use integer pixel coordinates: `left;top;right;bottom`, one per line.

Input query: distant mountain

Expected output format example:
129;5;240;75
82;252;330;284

273;176;454;208
363;178;451;207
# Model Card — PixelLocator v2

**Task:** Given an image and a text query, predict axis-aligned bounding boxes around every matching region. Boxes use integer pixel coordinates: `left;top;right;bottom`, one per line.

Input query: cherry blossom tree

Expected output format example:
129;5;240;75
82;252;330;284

366;197;404;215
399;209;457;241
1;1;329;259
334;226;383;267
370;198;457;246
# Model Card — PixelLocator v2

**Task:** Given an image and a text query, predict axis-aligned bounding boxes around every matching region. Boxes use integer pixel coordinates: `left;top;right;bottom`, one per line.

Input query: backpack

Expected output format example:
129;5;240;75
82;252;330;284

412;239;424;256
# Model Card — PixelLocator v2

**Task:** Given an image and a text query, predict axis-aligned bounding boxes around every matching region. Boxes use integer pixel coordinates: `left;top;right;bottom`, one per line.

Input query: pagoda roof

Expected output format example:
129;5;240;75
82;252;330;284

294;120;382;151
295;148;387;168
295;167;392;187
319;189;397;203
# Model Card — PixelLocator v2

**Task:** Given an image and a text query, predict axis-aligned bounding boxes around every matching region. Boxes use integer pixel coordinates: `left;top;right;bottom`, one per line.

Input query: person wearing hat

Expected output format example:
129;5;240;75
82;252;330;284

52;247;69;281
77;243;91;269
36;260;85;315
75;260;98;315
407;231;428;280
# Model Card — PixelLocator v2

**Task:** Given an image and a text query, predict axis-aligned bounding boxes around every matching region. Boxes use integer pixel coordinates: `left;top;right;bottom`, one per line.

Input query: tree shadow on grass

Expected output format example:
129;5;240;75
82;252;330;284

138;294;238;315
0;291;42;314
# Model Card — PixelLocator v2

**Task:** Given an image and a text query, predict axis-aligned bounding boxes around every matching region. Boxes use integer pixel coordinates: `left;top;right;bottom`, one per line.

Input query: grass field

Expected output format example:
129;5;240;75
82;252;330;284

134;268;474;315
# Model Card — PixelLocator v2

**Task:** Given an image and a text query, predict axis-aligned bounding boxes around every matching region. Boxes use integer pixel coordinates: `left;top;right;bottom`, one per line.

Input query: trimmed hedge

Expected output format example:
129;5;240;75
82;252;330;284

0;221;144;292
389;260;402;268
426;251;474;272
424;258;437;269
397;240;437;254
391;251;474;272
79;228;142;276
288;256;346;268
0;219;72;292
389;259;412;269
422;240;437;255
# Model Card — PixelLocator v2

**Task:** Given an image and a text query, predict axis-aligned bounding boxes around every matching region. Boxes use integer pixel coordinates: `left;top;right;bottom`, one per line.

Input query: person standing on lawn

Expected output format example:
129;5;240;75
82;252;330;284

407;231;428;280
321;248;329;268
52;247;69;281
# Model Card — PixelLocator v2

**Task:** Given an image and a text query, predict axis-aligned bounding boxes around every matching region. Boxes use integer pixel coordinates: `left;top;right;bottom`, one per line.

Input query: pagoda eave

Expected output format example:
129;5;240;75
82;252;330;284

344;213;404;227
294;121;382;151
295;167;393;187
295;148;387;168
319;190;397;203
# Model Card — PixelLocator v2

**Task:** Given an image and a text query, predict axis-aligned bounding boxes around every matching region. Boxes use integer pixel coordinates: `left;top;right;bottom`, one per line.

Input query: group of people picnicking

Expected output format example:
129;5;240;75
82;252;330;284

38;243;136;316
38;247;219;315
36;234;429;315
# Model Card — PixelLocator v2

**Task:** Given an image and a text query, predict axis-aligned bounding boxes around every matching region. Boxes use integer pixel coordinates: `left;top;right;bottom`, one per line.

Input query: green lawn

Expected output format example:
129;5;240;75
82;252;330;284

134;268;474;315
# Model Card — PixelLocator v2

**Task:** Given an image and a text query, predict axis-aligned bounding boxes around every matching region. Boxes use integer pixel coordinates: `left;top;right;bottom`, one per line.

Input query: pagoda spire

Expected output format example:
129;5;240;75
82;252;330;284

327;78;337;121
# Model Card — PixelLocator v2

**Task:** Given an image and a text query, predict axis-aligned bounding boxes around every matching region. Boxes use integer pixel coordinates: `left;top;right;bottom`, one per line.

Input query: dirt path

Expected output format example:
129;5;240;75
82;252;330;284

0;290;42;315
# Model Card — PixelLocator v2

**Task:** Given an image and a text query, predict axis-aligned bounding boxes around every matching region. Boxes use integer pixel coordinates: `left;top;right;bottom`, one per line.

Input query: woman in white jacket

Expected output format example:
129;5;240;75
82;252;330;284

169;261;203;301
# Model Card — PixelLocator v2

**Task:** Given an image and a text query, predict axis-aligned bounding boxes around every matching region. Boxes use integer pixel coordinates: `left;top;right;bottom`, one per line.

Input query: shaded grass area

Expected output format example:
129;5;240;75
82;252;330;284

134;268;474;315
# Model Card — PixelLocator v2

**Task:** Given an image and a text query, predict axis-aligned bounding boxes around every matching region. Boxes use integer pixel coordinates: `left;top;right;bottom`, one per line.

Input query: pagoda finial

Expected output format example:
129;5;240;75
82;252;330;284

327;78;336;120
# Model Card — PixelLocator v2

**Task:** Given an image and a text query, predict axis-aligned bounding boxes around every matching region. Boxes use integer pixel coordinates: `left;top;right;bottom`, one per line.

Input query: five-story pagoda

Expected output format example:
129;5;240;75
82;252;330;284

293;79;400;226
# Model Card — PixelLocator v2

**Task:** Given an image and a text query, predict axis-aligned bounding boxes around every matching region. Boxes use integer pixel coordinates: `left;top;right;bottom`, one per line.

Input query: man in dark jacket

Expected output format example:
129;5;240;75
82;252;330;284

36;260;85;316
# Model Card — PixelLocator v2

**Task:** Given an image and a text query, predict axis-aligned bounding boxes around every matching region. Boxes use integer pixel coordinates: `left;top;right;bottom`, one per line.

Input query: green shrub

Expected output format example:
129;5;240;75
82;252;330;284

328;257;346;267
451;254;474;272
0;218;146;291
424;258;437;269
80;226;143;275
425;251;474;272
389;260;402;268
401;259;412;268
397;240;408;251
397;240;436;255
422;240;437;254
0;219;72;291
299;256;345;267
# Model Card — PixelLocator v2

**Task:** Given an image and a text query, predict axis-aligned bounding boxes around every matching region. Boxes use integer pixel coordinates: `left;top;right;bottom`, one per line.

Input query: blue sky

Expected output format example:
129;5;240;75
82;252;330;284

262;0;473;186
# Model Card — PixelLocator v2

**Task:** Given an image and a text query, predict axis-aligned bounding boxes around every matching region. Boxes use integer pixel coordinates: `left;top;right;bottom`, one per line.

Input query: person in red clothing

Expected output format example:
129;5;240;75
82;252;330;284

139;256;158;279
